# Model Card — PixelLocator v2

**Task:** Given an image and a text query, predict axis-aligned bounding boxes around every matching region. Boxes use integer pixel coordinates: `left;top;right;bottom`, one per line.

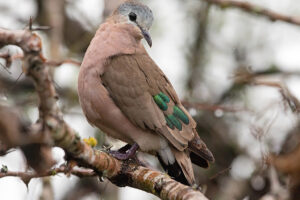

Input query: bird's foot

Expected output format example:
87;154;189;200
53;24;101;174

109;143;139;160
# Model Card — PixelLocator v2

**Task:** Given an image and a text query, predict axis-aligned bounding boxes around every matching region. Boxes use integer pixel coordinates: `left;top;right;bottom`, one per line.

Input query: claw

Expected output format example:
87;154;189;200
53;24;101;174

109;143;139;160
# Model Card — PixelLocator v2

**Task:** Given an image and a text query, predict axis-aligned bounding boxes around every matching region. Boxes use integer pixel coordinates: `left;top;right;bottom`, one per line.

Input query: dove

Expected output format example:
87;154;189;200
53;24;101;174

78;0;214;185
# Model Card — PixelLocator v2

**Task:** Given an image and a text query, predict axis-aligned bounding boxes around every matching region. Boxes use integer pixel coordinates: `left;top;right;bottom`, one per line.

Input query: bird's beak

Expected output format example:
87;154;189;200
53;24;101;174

141;29;152;47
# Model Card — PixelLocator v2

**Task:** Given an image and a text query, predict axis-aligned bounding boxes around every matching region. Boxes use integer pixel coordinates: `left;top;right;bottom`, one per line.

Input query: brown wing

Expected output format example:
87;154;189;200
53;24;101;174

101;53;196;151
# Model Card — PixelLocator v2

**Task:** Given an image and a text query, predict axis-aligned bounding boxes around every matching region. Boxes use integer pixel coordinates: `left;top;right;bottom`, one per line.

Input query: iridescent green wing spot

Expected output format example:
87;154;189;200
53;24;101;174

158;92;170;103
153;94;168;111
153;92;189;131
165;116;175;130
166;115;182;131
173;106;189;125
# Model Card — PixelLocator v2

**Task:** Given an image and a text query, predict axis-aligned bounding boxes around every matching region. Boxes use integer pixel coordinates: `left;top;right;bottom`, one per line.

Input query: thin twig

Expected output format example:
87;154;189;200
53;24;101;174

252;80;300;113
203;0;300;26
232;67;300;113
29;16;33;31
10;72;24;91
45;59;81;67
0;62;11;74
182;101;246;113
209;167;231;181
0;165;95;180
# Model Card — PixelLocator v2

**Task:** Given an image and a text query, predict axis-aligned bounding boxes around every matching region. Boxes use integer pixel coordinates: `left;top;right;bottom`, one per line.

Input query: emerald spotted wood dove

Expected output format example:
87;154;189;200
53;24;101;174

78;0;214;185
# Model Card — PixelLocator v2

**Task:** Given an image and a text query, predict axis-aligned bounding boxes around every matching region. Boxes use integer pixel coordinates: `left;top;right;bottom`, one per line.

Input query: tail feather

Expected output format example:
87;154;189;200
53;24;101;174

157;132;214;186
157;153;190;186
171;148;195;185
157;147;195;186
190;152;209;168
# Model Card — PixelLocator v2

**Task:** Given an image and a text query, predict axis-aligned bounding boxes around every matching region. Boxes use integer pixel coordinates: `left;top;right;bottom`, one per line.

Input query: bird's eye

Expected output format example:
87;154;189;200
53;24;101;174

129;12;137;21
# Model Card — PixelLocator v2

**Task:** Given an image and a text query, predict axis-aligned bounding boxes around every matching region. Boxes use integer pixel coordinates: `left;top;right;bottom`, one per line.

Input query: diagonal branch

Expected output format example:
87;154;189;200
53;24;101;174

0;27;209;200
202;0;300;26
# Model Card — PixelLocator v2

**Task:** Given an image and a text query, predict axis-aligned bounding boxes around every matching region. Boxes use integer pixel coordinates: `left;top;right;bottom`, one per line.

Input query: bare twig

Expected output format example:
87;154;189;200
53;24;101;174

202;0;300;26
233;68;300;113
209;167;231;181
0;51;23;69
252;80;300;113
0;165;95;180
45;59;81;67
182;101;246;113
0;50;80;68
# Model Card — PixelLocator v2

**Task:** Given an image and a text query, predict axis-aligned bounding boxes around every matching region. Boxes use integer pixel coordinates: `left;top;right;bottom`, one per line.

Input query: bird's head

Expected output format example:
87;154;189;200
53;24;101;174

113;1;154;47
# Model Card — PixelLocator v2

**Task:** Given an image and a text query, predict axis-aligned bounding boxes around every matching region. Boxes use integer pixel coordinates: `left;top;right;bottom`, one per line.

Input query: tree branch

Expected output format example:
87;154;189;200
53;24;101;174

233;67;300;113
0;27;209;200
182;101;246;113
0;165;95;180
202;0;300;26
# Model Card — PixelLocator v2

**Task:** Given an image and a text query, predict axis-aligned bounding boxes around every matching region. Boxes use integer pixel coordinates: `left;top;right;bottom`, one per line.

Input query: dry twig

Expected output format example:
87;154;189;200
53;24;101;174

202;0;300;26
182;101;245;113
233;67;300;113
0;165;95;180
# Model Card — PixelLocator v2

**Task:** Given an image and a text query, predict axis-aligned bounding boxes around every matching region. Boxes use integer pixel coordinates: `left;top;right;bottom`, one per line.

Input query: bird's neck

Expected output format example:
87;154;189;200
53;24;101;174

81;21;146;74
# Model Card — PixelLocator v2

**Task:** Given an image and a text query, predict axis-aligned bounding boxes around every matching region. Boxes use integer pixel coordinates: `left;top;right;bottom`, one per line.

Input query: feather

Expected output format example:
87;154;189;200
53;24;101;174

166;114;182;131
101;53;194;149
158;92;170;103
165;116;175;130
153;94;168;111
173;106;189;125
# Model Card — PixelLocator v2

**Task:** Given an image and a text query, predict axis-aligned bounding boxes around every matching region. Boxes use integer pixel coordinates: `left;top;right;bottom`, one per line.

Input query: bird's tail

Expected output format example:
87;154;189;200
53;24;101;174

157;131;214;186
157;147;195;186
